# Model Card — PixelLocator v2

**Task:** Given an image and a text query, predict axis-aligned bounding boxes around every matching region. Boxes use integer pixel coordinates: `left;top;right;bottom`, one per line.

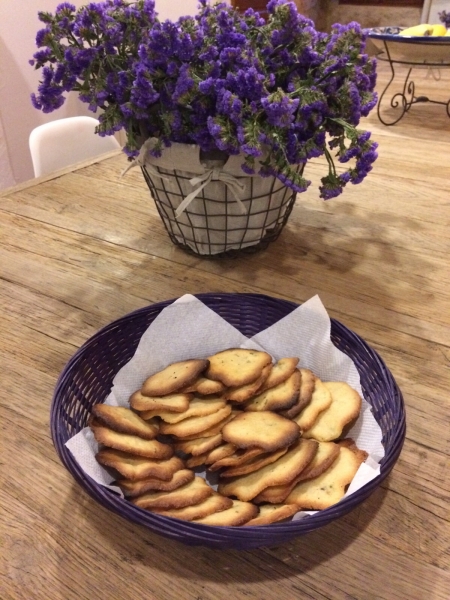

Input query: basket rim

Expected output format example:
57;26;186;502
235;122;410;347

50;292;406;548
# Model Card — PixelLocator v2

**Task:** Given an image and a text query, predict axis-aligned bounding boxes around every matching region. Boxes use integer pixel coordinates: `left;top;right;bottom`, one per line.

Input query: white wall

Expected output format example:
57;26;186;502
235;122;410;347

0;1;90;189
0;0;207;190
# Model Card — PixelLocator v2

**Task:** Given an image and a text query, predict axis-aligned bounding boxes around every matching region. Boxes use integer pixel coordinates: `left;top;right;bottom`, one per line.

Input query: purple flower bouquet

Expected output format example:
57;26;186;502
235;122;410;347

31;0;379;255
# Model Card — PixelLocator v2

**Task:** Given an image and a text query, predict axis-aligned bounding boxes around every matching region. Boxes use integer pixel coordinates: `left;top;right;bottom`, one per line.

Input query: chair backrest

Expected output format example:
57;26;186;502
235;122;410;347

29;116;121;177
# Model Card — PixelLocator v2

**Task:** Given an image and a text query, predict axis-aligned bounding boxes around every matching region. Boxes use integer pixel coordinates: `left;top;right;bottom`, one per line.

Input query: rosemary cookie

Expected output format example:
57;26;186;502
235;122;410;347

95;449;181;481
141;359;209;397
221;410;300;452
116;468;194;498
206;348;272;387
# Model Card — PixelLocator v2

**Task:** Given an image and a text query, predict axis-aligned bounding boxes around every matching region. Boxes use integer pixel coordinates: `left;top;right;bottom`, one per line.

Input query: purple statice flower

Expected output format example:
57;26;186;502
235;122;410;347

262;93;299;128
439;10;450;28
30;0;378;197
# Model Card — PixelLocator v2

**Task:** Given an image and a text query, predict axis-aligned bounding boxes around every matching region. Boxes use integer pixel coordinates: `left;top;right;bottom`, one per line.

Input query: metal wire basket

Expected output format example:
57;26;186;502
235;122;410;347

51;293;406;550
141;165;300;258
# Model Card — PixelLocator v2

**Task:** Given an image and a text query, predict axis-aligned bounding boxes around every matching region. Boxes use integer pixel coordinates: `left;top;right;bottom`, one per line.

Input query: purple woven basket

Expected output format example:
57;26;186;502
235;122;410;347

51;293;406;550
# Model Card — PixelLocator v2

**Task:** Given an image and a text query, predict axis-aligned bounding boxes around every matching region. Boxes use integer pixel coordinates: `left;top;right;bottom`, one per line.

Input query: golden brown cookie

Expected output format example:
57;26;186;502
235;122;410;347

244;503;299;526
174;433;223;457
243;369;301;412
295;440;341;482
95;449;182;481
154;396;227;424
285;446;366;510
91;404;159;440
220;447;288;478
337;438;369;463
159;405;231;438
132;476;213;510
192;499;258;527
206;348;272;387
253;441;340;504
204;443;237;464
302;381;362;442
280;368;316;419
91;425;173;459
221;410;300;452
152;492;233;521
223;364;272;403
141;359;209;397
292;378;332;431
208;447;267;472
179;410;237;440
130;391;192;414
180;377;227;396
259;357;299;392
116;468;194;498
218;439;318;502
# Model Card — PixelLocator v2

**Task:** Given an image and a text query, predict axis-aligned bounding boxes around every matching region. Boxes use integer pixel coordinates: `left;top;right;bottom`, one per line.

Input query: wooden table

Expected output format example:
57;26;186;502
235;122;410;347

1;62;449;599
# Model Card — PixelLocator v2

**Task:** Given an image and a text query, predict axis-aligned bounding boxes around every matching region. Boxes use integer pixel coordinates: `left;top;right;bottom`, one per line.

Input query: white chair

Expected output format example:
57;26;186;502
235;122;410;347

29;116;121;177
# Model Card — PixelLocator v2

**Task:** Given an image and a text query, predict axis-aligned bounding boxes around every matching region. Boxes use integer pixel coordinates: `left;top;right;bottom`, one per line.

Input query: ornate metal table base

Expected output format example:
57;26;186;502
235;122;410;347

370;34;450;126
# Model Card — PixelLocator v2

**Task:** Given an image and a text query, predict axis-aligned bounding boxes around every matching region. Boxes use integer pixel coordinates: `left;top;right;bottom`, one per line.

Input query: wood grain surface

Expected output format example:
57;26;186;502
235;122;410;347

1;60;449;600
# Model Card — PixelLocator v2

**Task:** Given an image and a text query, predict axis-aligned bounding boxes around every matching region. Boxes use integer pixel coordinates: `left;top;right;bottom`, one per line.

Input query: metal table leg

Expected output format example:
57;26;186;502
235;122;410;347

376;40;450;125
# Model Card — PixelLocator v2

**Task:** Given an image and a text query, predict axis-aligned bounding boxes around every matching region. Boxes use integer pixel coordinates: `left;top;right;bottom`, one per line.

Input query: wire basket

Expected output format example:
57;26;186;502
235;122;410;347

141;164;300;258
51;293;406;550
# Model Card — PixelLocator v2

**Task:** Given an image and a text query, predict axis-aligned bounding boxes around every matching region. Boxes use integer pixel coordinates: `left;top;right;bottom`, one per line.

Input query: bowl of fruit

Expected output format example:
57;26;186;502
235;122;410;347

367;24;450;64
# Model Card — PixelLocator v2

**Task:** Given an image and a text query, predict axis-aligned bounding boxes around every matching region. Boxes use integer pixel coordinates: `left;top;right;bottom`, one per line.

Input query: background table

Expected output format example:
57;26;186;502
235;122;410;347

1;61;449;599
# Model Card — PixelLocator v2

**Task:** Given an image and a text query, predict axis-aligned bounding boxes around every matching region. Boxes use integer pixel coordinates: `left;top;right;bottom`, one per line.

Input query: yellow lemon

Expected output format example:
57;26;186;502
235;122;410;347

430;24;447;36
399;24;433;37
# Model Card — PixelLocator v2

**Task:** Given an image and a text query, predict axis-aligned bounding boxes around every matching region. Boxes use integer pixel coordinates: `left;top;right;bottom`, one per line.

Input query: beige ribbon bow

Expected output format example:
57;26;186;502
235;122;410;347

174;168;247;219
122;140;247;219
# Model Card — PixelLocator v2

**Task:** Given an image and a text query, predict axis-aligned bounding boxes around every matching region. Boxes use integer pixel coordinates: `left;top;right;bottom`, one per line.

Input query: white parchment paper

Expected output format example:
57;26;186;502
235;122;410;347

66;294;384;513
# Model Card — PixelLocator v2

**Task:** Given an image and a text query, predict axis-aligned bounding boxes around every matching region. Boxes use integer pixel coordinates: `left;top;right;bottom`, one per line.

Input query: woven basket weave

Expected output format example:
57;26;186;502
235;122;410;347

51;293;406;550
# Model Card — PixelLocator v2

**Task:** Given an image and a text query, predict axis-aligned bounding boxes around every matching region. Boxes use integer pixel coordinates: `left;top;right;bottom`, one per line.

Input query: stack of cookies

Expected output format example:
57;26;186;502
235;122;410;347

90;348;368;527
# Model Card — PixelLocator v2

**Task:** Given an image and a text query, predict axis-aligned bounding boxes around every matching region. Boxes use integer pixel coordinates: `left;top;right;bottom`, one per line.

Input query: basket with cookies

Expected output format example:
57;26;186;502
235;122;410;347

54;293;405;549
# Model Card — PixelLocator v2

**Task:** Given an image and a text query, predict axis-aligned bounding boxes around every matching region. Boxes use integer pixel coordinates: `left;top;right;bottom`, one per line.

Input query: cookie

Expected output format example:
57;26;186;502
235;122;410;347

204;443;237;464
208;447;267;472
180;377;227;396
179;410;237;440
95;449;181;481
91;404;159;440
253;441;340;504
91;425;173;459
206;348;272;387
285;446;366;510
259;357;299;392
337;438;369;463
280;368;316;419
243;369;301;412
192;499;258;527
132;476;213;510
244;503;299;526
218;439;318;502
130;391;192;414
221;411;300;452
220;447;288;478
152;492;233;521
295;440;341;482
186;453;213;468
223;364;272;403
154;396;227;424
174;432;223;457
116;468;194;498
292;378;332;431
302;381;362;442
141;359;209;397
159;405;232;438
